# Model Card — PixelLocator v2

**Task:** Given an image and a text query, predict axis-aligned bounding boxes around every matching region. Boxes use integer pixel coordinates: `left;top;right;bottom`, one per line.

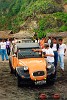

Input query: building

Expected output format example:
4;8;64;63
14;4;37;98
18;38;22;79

0;30;14;40
47;32;67;44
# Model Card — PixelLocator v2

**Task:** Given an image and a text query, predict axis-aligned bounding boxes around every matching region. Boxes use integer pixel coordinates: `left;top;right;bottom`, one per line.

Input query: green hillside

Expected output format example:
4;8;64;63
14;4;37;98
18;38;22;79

0;0;67;37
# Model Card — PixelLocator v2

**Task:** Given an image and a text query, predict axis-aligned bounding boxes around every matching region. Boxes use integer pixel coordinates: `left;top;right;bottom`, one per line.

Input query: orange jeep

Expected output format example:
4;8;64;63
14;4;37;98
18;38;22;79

9;43;55;87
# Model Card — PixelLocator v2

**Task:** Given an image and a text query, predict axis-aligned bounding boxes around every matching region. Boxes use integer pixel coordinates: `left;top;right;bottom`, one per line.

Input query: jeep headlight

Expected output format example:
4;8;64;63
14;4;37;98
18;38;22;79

24;66;28;71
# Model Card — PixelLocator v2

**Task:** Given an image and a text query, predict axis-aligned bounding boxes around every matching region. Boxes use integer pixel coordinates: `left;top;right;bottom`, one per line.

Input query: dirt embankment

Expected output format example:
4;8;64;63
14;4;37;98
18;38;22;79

64;4;67;12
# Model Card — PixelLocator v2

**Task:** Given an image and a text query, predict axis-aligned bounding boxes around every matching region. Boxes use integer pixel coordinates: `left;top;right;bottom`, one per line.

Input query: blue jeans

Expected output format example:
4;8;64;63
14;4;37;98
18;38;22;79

53;51;58;79
6;47;10;56
54;51;58;68
58;54;64;70
1;49;8;61
0;49;1;55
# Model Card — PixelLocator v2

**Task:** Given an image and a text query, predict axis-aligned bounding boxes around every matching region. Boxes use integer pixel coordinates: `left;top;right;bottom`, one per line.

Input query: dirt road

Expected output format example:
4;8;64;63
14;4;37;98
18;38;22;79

0;50;67;100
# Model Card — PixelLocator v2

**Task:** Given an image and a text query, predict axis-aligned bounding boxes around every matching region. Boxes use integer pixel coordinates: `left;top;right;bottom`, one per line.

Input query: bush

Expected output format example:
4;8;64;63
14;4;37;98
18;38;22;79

59;25;67;32
0;0;66;34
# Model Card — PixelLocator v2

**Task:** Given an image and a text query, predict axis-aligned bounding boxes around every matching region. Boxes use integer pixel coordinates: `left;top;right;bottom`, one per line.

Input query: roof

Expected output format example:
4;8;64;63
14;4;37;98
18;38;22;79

17;39;33;43
0;30;14;39
47;32;67;38
13;30;34;39
16;43;39;49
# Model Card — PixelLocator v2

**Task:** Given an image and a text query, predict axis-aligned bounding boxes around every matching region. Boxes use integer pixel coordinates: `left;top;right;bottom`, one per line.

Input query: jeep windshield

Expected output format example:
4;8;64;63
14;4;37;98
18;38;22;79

18;48;42;59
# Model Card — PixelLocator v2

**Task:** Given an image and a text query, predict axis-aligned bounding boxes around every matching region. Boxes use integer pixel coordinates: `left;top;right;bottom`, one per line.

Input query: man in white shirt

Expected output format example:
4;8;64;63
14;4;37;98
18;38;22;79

58;39;66;71
42;44;54;64
0;39;8;61
33;43;54;64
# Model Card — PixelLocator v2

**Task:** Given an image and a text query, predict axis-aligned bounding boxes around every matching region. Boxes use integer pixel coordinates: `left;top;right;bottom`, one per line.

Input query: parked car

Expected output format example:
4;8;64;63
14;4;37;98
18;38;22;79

17;39;33;43
9;43;55;87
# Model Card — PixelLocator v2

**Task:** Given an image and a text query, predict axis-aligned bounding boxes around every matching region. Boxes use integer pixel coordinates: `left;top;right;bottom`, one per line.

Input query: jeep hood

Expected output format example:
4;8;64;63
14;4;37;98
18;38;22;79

19;58;46;68
19;58;47;80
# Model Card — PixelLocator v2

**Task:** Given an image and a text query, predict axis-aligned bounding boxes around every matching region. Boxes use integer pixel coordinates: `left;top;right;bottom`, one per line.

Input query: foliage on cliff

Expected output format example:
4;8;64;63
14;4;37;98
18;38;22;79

0;0;67;37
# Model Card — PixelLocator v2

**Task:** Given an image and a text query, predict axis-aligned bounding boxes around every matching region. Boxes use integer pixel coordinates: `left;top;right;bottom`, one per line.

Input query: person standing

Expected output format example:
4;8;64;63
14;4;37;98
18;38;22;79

58;38;66;71
48;37;51;47
39;38;45;49
6;38;11;56
50;37;59;68
50;37;59;79
42;44;54;64
0;40;1;55
0;39;8;61
12;38;17;54
33;43;54;64
39;36;47;49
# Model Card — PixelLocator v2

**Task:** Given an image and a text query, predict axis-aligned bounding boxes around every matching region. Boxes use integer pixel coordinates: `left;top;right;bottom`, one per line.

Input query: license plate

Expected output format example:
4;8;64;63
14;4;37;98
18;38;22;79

35;80;46;85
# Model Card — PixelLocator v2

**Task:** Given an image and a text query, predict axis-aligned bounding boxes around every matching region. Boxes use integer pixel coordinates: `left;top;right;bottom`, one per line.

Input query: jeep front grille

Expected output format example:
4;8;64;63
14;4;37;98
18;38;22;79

33;71;45;76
